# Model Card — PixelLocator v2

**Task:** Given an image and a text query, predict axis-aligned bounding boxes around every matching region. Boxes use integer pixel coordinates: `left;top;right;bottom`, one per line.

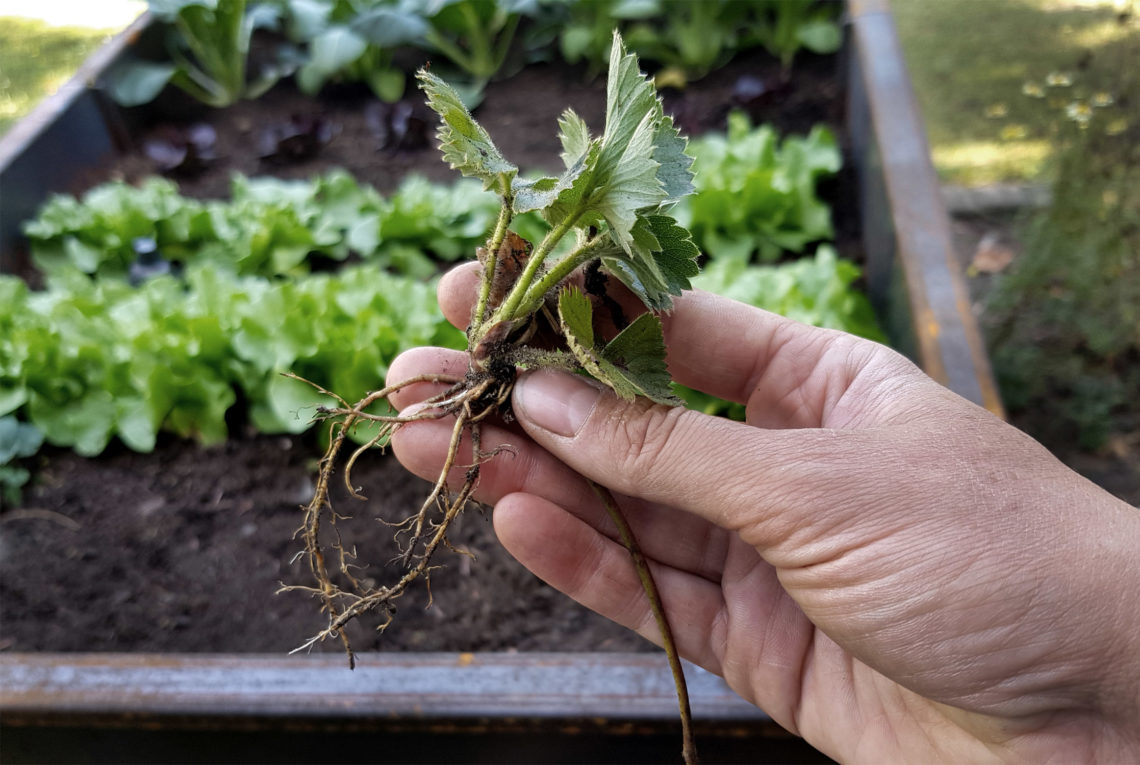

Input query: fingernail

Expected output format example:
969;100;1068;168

513;370;601;438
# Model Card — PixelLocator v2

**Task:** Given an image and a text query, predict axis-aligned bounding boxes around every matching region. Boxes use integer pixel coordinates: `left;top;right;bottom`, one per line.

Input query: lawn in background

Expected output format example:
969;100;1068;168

0;17;116;135
892;0;1138;186
0;0;144;136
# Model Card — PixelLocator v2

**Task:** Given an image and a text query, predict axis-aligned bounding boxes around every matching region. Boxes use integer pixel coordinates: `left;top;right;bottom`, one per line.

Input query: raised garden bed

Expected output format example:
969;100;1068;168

0;1;997;761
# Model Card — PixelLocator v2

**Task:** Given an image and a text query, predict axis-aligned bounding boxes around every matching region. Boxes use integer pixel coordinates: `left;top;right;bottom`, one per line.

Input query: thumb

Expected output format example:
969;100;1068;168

510;369;882;550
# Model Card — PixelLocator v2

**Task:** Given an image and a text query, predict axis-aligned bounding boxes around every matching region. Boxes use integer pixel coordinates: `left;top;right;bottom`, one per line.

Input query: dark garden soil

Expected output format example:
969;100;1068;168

0;432;652;654
1;50;844;654
84;48;842;201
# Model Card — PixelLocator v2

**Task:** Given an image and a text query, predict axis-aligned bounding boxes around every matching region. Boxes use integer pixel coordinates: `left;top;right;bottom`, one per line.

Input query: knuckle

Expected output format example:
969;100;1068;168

605;399;688;490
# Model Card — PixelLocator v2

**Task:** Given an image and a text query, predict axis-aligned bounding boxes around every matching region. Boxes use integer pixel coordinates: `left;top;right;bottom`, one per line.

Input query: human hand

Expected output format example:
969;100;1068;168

388;263;1140;763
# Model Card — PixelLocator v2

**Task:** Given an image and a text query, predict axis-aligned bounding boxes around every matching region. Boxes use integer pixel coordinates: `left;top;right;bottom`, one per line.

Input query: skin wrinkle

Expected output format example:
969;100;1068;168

743;322;834;428
806;336;861;425
822;341;900;426
1098;582;1140;720
605;399;690;491
706;599;732;679
973;570;1114;714
720;553;778;665
802;635;871;758
845;665;901;764
776;507;923;613
934;623;1061;707
1054;555;1140;717
785;453;908;554
856;540;1079;716
778;599;815;737
893;440;1137;716
587;400;761;535
728;428;905;561
787;332;857;422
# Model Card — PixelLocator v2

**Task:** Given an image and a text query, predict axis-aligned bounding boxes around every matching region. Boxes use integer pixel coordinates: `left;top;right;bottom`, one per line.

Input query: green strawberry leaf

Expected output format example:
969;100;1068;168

517;34;695;248
557;109;592;168
651;113;694;202
417;69;516;191
557;287;679;405
600;213;700;311
512;141;599;219
601;312;678;405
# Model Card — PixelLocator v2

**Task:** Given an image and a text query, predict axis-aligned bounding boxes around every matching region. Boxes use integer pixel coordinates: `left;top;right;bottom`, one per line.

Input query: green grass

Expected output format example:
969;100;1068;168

0;16;115;135
892;0;1139;185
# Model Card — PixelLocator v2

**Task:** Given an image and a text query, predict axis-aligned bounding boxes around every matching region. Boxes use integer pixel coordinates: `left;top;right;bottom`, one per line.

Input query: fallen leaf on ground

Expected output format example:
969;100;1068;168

970;231;1017;274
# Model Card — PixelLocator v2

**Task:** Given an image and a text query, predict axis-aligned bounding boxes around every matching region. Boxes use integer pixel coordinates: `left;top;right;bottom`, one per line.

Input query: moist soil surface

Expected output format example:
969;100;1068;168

1;50;842;654
1;432;650;654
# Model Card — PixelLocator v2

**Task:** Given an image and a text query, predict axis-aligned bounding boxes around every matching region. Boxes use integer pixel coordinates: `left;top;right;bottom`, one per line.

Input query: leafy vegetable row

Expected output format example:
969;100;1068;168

677;112;840;262
109;0;842;108
0;243;880;497
25;170;499;281
26;112;840;281
0;264;464;460
558;0;841;80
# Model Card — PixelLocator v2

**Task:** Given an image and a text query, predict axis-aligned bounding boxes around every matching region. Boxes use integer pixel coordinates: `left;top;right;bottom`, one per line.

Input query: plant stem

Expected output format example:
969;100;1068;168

509;233;608;320
493;211;581;322
460;2;494;79
490;12;522;75
424;29;475;75
588;480;698;765
473;190;513;328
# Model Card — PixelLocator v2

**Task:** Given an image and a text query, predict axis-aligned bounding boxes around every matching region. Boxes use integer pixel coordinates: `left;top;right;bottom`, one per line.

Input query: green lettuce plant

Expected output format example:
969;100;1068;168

677;111;840;262
276;0;429;102
0;416;44;505
23;171;500;280
421;0;535;85
749;0;842;75
621;0;754;79
107;0;287;108
0;265;463;458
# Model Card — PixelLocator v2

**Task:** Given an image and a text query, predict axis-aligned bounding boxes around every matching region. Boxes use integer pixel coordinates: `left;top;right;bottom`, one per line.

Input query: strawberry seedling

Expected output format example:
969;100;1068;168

286;32;701;763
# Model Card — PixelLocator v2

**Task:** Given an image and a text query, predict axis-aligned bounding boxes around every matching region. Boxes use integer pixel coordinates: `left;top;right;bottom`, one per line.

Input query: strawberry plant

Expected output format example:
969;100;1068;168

287;32;700;763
